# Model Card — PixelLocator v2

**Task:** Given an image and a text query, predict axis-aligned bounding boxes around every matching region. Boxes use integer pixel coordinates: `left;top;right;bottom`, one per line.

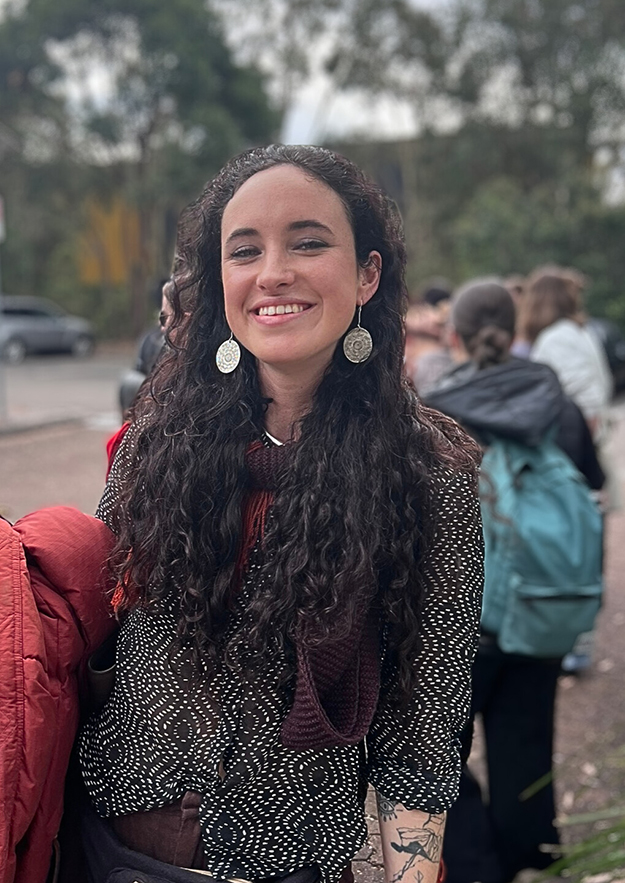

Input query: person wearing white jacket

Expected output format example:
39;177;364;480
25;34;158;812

522;267;612;439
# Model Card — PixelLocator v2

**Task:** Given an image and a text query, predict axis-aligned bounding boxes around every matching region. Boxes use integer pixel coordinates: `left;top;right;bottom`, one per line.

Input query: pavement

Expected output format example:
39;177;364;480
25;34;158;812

551;402;625;832
0;351;624;882
0;342;132;434
0;345;131;521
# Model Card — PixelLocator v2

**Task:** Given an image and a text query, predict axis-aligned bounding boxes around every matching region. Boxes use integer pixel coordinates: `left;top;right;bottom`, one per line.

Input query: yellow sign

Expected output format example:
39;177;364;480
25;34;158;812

78;198;141;286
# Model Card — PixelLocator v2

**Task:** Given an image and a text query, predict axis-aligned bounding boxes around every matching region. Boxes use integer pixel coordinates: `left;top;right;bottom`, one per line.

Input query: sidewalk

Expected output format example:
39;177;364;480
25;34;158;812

0;343;132;435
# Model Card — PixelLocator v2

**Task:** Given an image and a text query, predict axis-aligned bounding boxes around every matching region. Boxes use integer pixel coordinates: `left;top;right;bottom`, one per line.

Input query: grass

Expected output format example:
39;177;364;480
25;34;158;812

541;807;625;882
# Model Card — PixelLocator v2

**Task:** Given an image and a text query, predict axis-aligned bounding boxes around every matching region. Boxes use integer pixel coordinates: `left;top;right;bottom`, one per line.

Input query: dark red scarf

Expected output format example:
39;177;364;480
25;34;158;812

243;440;381;750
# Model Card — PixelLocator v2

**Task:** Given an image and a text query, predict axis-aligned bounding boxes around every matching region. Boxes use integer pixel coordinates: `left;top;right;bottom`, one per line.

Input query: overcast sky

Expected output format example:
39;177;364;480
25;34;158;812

281;79;419;146
282;0;447;144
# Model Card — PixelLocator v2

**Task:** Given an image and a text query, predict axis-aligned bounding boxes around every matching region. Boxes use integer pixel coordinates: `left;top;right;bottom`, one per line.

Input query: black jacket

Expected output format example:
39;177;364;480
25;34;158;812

425;358;605;490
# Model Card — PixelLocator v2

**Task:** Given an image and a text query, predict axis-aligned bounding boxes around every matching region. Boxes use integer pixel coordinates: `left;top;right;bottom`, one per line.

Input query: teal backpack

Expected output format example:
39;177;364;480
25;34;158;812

480;436;603;657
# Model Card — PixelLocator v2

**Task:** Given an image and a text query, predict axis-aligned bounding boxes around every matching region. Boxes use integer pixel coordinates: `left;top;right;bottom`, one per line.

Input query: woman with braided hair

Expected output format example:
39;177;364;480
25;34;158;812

78;145;483;883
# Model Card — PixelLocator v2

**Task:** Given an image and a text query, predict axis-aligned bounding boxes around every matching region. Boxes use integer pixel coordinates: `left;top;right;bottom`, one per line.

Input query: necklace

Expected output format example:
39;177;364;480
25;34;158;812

262;429;285;447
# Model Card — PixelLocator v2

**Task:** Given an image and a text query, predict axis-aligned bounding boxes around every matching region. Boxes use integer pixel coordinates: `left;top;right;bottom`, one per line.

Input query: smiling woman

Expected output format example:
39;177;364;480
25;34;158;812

77;145;484;883
220;164;381;438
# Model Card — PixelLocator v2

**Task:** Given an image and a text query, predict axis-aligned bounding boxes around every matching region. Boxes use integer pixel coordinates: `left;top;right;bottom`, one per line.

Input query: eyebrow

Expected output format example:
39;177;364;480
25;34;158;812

224;219;334;246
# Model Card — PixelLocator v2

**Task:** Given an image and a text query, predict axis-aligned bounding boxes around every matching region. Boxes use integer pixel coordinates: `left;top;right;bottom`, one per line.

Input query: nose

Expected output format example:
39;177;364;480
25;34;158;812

256;247;295;292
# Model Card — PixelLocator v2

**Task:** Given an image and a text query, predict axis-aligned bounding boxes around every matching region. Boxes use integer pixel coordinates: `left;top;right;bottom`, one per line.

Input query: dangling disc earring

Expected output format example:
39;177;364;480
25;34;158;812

343;305;373;363
216;332;241;373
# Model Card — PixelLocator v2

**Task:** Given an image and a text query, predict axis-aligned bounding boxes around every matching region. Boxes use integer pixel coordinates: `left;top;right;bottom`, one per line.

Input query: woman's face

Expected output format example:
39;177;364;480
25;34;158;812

220;164;381;377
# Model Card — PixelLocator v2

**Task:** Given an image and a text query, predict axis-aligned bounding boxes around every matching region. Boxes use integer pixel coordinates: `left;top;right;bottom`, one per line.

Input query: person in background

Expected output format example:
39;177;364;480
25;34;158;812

78;145;484;883
423;283;453;316
504;275;532;358
136;278;172;375
519;266;612;438
110;278;176;473
405;283;455;394
118;278;175;418
503;275;525;305
425;279;604;883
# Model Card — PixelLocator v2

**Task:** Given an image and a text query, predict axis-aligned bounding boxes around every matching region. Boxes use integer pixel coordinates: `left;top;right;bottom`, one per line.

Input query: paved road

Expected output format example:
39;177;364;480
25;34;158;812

2;344;133;430
0;361;624;879
0;346;132;521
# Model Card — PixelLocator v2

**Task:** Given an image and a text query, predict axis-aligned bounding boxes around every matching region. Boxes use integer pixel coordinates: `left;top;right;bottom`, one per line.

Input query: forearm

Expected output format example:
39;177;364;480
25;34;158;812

376;792;446;883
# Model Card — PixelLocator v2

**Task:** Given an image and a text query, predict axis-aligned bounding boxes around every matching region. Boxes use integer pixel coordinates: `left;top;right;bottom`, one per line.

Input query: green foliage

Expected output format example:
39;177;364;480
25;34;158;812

568;207;625;330
540;810;625;882
0;0;280;336
452;177;562;278
451;176;625;330
324;0;625;330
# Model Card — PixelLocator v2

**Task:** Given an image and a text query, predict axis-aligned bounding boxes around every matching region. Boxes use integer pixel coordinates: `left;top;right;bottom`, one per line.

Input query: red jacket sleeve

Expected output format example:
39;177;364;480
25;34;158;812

1;508;116;883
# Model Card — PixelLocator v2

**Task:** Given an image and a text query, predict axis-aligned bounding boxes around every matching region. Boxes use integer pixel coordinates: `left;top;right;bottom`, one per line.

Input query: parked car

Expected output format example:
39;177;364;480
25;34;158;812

587;317;625;396
0;295;95;363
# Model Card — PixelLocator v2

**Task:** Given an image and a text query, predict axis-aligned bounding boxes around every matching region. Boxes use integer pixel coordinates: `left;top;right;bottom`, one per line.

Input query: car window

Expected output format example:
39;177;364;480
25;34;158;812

2;307;57;318
2;307;50;319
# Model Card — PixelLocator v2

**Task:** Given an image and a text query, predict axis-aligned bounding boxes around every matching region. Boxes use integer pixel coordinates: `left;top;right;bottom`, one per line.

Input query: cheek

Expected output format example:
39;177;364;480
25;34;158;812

221;268;246;323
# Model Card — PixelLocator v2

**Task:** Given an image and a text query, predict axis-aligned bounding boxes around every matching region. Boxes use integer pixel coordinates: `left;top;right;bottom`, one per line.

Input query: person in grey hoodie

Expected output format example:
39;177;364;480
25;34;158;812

424;279;603;883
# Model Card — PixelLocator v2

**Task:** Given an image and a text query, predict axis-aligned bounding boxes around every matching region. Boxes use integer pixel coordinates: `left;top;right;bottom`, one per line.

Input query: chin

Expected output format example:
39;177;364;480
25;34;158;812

253;345;335;373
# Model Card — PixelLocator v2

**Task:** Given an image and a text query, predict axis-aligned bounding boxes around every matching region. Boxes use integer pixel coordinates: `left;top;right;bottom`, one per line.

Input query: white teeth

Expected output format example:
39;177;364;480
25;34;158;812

257;303;306;316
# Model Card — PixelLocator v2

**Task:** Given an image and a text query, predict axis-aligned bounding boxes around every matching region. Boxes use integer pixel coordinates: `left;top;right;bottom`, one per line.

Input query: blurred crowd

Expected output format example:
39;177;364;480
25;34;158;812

406;266;615;883
406;266;616;505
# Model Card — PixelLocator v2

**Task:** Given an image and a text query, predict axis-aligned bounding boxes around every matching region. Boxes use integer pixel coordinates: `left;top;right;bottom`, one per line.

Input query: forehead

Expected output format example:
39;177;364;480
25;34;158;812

221;164;351;235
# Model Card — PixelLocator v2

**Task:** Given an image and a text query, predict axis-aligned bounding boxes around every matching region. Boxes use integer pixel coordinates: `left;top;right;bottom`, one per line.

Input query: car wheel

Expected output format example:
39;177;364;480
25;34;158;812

71;335;95;358
3;338;26;364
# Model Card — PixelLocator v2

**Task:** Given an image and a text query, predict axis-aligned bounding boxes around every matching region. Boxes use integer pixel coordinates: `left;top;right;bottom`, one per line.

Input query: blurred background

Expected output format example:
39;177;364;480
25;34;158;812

1;0;625;340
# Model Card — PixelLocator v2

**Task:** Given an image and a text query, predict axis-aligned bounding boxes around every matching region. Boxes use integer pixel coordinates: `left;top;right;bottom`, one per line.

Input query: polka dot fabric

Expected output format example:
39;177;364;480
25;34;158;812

80;425;483;883
367;468;484;811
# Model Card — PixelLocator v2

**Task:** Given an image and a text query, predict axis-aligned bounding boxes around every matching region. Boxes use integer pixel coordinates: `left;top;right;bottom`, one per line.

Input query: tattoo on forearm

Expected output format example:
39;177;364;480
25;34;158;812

376;792;399;822
388;813;445;883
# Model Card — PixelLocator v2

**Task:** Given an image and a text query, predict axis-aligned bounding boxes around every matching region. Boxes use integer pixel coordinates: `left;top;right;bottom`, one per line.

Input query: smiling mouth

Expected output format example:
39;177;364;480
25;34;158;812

256;303;311;316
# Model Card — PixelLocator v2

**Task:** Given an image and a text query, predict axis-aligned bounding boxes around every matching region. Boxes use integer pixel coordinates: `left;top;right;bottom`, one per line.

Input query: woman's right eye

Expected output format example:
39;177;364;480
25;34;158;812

230;245;260;259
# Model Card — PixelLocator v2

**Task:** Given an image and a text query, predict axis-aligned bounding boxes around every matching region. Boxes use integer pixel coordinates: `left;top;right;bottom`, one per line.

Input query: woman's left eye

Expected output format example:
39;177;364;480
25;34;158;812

295;239;328;251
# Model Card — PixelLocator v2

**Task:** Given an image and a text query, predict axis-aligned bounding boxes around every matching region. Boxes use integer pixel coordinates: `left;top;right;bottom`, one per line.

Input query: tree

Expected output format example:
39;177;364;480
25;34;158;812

317;0;625;324
449;0;625;164
214;0;450;126
0;0;279;334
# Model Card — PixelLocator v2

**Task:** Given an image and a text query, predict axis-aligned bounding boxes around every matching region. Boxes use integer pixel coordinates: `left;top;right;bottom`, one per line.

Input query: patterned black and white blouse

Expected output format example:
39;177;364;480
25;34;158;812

79;427;483;883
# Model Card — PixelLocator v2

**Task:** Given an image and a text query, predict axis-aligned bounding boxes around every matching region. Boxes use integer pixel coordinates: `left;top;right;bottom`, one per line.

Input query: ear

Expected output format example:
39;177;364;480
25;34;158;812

357;251;382;306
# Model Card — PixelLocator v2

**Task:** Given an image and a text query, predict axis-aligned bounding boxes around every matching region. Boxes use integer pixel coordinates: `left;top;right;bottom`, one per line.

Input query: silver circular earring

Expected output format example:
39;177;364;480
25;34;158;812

343;305;373;363
216;332;241;373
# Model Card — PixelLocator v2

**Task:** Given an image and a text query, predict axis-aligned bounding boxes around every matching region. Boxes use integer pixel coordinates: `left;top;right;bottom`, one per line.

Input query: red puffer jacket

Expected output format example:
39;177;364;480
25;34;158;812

0;507;116;883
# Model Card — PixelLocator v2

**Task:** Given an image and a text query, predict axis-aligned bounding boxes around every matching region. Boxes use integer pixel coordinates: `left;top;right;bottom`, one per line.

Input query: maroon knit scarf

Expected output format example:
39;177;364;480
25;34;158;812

243;440;381;751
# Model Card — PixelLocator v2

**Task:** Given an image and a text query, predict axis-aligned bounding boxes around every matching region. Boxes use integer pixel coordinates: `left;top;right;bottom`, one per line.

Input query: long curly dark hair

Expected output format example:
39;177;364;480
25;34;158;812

111;144;479;700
